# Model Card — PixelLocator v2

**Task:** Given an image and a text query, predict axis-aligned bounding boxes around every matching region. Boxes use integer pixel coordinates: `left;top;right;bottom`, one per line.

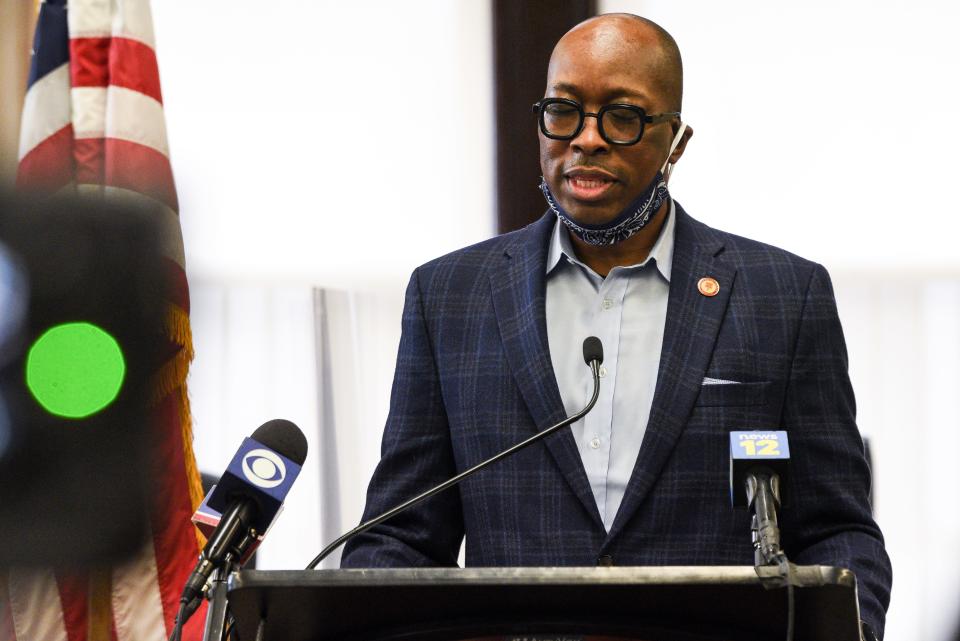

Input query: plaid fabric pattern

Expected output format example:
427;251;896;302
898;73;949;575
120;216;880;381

341;205;891;638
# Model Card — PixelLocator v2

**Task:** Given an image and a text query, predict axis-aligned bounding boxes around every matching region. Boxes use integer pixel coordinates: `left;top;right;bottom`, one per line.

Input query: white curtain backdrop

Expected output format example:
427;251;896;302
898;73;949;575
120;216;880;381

311;287;407;567
188;282;404;570
833;275;960;641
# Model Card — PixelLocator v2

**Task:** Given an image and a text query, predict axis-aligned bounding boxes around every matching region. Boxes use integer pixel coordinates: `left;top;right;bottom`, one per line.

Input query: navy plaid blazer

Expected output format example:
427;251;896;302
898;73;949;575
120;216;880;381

341;206;892;637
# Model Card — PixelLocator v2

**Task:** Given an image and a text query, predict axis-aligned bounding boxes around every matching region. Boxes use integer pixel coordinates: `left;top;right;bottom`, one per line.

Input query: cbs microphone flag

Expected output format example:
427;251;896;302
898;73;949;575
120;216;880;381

6;1;206;641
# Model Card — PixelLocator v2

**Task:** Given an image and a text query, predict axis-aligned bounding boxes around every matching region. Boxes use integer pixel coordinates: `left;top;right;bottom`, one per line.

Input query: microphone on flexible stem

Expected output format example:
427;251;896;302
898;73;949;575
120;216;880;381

306;336;605;570
172;419;308;638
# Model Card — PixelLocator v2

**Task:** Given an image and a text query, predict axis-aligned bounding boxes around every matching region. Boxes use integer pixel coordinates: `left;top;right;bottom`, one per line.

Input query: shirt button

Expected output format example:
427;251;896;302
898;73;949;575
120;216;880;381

601;298;613;310
598;365;607;378
589;437;600;449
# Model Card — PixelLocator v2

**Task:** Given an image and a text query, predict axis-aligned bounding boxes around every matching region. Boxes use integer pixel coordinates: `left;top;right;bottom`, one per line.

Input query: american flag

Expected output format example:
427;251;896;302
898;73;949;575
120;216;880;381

4;1;206;640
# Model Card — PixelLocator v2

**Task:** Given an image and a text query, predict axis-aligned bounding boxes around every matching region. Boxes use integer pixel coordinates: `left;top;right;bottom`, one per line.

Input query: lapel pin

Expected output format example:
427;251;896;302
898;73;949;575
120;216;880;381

698;277;720;297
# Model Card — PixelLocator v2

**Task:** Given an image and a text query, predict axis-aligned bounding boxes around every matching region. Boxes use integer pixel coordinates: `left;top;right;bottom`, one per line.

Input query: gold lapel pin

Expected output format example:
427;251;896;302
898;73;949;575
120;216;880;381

698;277;720;297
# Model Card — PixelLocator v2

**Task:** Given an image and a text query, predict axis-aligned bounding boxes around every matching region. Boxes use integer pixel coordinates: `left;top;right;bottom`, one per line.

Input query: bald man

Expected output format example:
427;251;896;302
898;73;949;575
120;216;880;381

341;14;891;640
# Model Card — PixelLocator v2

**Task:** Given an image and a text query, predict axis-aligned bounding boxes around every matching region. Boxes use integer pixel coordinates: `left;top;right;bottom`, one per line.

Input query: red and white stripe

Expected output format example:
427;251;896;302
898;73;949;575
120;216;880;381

4;570;69;641
8;1;203;640
17;61;75;195
66;0;180;221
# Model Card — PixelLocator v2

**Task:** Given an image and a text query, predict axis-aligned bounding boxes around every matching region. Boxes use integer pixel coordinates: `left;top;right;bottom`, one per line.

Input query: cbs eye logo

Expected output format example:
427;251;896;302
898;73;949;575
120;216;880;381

241;449;287;488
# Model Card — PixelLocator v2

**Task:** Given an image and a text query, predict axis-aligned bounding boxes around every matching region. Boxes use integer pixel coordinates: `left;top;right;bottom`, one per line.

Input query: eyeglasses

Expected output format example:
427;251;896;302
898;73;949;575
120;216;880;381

532;97;680;146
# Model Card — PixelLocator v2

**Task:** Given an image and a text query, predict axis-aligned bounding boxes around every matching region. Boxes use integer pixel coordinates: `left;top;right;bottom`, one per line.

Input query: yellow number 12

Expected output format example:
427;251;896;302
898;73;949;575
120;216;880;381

739;440;780;456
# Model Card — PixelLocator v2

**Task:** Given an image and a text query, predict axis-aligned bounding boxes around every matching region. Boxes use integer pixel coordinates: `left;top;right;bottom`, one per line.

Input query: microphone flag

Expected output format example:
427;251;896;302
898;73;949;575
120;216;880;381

206;437;302;533
729;430;790;507
190;486;285;566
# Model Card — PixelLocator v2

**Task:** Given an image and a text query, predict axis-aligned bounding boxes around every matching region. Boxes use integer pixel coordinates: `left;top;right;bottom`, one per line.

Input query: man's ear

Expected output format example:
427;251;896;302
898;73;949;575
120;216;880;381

669;123;693;165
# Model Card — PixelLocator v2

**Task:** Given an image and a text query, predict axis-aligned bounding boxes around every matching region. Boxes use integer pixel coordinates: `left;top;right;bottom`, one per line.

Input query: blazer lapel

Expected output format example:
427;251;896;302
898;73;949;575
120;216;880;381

489;214;604;529
606;206;737;542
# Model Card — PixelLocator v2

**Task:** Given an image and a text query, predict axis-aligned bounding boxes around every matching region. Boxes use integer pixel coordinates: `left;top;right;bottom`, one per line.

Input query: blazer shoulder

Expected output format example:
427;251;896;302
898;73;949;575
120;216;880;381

675;205;834;306
678;205;824;278
412;214;551;289
418;231;515;272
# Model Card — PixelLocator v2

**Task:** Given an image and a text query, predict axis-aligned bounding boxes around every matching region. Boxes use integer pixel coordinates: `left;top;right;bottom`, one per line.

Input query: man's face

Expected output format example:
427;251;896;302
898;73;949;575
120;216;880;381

539;23;678;226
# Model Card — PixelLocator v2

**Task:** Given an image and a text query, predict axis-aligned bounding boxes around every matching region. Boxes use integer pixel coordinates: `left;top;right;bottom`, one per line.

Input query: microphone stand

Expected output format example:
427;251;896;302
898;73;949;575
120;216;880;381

746;471;783;567
745;471;796;641
306;356;602;570
200;564;231;641
198;520;261;641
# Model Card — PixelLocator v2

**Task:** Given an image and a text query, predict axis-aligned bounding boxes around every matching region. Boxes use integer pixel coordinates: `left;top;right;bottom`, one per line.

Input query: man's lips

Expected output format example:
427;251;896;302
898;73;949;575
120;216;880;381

563;168;618;201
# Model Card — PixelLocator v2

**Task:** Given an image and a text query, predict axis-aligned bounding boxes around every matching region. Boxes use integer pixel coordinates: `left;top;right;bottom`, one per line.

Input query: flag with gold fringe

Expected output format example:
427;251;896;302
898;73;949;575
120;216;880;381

5;0;205;639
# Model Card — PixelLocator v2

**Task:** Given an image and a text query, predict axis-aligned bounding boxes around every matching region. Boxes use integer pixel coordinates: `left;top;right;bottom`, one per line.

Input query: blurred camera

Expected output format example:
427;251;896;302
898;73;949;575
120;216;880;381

0;193;166;567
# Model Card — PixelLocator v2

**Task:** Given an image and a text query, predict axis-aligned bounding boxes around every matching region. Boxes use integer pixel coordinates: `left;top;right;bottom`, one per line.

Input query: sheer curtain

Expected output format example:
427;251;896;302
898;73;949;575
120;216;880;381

834;274;960;641
187;282;404;570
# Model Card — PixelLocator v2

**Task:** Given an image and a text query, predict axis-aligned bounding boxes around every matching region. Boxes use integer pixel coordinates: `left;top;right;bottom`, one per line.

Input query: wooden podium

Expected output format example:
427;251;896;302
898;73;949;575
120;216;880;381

225;565;862;641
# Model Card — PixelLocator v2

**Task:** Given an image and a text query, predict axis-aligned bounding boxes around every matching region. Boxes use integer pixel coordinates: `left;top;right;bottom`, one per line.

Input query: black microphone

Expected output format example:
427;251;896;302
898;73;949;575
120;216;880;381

178;419;307;614
306;336;605;569
729;431;791;566
582;336;603;366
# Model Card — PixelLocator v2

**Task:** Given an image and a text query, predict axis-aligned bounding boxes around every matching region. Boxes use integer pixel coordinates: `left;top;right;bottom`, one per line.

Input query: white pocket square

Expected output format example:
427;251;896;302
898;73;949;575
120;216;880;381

702;377;741;385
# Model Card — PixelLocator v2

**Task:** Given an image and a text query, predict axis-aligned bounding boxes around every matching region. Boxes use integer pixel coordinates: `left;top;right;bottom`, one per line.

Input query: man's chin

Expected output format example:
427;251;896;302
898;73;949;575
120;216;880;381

557;199;621;228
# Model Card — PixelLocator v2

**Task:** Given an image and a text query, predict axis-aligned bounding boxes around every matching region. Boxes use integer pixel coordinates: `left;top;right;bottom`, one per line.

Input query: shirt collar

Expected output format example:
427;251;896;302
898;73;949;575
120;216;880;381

546;199;676;282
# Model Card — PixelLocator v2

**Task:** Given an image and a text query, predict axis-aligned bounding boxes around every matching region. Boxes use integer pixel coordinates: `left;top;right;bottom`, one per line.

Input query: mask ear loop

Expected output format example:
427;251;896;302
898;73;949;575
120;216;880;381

660;121;688;184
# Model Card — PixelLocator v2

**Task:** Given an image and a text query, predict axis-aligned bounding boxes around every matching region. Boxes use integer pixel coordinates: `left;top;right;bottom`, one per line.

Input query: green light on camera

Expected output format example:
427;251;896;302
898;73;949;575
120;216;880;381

25;322;126;419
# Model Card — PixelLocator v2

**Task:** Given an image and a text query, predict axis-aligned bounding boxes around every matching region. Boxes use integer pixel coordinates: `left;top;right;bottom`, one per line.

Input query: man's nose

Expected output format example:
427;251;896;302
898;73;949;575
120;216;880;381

571;114;608;155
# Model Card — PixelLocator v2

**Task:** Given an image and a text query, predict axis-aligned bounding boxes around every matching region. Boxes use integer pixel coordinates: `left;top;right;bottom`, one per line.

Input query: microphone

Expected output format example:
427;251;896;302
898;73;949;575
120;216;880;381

306;336;605;569
582;336;603;366
179;419;307;607
729;430;790;566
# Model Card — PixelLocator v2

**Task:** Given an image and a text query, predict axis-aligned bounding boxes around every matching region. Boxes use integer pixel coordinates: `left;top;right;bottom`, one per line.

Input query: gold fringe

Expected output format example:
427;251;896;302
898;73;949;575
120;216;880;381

150;350;191;406
164;304;194;355
150;304;194;404
151;302;207;551
178;385;208;550
87;568;112;641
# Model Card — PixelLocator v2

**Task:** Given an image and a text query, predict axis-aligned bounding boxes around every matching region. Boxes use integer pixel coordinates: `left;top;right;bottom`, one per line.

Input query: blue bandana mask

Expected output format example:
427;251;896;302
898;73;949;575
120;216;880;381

539;171;669;246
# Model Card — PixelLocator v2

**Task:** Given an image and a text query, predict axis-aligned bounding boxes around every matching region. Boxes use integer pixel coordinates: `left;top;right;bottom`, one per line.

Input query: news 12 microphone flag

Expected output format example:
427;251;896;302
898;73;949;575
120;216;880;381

3;1;206;641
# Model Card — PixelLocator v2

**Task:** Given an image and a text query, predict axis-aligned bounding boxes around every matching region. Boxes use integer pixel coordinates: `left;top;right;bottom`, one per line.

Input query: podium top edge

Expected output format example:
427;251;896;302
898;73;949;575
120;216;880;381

229;565;856;591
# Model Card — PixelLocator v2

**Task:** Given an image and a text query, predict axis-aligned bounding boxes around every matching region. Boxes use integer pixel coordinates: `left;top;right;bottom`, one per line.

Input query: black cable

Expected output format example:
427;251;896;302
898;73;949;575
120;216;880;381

168;599;187;641
776;552;795;641
168;593;204;641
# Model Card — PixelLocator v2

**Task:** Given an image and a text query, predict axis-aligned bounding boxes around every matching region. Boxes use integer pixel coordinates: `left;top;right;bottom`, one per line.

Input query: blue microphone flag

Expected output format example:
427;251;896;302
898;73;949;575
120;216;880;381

729;431;790;507
206;436;302;532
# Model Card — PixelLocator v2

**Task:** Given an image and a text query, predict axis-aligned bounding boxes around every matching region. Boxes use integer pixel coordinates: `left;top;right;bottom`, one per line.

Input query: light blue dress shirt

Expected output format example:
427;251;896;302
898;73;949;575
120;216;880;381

545;201;675;532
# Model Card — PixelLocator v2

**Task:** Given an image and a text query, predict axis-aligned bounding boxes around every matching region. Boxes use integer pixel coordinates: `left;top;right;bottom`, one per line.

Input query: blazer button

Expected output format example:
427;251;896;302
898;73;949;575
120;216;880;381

597;555;614;567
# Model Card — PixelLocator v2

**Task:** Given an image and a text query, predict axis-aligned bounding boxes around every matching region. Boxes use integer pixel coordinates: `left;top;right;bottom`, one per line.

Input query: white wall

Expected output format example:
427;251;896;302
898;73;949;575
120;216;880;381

602;0;960;273
153;0;495;289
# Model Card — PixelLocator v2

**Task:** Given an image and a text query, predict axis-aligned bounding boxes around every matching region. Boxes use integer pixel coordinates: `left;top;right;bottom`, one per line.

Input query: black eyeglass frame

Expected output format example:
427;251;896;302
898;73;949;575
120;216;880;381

532;97;680;146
